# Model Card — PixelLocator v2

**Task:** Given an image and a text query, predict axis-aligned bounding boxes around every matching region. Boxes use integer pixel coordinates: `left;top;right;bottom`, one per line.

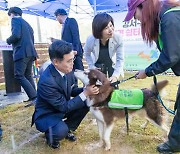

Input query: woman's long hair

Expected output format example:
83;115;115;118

140;0;180;45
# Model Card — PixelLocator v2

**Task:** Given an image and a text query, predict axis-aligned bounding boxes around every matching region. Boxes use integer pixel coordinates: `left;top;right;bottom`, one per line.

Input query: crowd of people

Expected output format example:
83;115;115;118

0;0;180;153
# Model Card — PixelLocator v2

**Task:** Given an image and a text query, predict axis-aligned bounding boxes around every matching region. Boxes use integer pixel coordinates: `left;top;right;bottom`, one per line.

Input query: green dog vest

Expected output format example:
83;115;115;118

108;89;144;110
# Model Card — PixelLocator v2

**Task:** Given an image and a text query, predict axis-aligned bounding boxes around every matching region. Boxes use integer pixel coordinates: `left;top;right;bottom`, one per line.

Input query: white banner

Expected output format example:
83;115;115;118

0;41;12;51
110;12;159;71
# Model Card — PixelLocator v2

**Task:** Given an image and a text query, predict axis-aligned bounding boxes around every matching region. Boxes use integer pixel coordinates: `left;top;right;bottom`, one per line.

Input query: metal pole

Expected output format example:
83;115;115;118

94;0;97;16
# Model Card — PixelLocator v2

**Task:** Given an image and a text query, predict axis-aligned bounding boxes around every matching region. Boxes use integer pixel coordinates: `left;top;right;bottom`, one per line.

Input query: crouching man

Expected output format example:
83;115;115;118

31;40;99;149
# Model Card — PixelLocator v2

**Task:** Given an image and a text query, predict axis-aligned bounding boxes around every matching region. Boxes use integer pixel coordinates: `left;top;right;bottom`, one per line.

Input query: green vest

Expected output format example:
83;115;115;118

158;6;180;50
108;89;144;110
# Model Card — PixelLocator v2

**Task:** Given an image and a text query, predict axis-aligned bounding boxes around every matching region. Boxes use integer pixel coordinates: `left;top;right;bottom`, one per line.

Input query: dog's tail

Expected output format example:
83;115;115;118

151;80;168;93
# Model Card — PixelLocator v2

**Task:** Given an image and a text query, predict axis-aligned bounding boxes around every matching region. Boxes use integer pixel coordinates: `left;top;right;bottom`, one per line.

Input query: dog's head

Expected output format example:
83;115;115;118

74;69;90;86
74;69;110;86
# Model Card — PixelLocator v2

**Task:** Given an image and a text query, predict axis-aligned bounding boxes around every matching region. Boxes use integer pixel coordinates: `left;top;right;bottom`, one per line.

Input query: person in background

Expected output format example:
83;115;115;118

84;13;124;83
6;7;38;106
124;0;180;153
53;9;84;71
32;40;99;149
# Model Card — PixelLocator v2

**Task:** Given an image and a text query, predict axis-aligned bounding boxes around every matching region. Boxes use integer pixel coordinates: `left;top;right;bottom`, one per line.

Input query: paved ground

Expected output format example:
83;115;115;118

0;89;28;108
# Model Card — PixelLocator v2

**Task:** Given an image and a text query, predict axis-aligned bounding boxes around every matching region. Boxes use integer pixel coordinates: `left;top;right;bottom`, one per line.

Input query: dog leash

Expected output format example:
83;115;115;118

153;73;175;115
111;75;136;87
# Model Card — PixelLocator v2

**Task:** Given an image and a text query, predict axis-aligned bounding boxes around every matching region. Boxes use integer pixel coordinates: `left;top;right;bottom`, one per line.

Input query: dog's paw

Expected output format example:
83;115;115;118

97;141;104;147
105;146;111;151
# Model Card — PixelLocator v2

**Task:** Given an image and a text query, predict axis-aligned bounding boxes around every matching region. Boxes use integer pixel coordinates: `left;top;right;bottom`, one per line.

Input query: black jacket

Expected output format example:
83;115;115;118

145;5;180;76
62;17;83;56
6;17;37;61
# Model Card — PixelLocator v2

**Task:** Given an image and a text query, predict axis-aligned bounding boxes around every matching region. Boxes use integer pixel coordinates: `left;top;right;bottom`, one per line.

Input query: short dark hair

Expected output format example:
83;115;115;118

8;7;22;16
92;13;114;39
54;9;67;16
49;40;73;61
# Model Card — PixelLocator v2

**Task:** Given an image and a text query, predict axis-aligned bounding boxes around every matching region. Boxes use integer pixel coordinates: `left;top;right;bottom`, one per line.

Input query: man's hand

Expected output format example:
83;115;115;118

83;85;99;97
135;70;147;79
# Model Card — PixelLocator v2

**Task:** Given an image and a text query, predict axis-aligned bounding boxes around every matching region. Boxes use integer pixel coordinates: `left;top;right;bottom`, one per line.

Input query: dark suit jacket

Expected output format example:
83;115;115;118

6;17;37;61
32;64;85;132
62;17;83;56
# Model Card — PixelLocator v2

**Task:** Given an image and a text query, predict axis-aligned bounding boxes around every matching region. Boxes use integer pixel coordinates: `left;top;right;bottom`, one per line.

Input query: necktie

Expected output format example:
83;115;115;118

63;75;67;90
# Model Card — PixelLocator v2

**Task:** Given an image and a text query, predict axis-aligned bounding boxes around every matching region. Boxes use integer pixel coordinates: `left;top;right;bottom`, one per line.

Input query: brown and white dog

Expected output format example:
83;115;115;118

74;69;169;150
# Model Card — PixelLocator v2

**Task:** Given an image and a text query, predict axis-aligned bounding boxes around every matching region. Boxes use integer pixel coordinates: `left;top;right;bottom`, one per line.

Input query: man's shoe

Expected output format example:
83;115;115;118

157;142;175;153
46;140;60;149
65;132;77;141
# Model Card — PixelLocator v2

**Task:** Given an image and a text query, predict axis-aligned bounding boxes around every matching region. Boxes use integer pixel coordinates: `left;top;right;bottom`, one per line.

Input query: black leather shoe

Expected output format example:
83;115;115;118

65;132;77;141
46;140;60;149
157;142;175;153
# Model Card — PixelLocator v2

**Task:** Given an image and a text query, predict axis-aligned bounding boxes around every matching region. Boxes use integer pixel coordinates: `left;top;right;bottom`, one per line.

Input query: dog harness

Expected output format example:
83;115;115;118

108;89;144;109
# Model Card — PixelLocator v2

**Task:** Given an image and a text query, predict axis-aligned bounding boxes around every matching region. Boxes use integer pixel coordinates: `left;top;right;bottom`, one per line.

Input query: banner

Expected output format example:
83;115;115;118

0;41;12;51
110;12;160;71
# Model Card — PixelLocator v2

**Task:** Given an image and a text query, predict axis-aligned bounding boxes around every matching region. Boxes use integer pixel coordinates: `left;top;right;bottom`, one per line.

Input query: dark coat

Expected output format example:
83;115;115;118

62;17;83;56
32;64;85;132
6;17;37;61
145;5;180;76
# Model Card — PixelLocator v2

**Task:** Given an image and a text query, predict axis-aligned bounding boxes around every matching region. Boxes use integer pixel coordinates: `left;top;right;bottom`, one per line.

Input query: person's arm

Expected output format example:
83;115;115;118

84;36;96;69
112;34;124;78
6;18;21;45
145;13;180;77
38;78;98;114
38;81;85;114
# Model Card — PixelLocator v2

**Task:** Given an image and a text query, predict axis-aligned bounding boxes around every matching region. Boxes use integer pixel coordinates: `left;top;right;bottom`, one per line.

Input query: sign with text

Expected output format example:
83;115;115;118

110;12;160;71
0;41;12;51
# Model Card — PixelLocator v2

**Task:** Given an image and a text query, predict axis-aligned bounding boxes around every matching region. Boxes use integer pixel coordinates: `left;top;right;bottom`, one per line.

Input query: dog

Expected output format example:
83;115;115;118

74;69;169;151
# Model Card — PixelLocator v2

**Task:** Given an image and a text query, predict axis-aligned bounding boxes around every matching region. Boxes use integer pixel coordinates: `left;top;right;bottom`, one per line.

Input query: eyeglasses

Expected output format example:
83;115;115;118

67;56;76;64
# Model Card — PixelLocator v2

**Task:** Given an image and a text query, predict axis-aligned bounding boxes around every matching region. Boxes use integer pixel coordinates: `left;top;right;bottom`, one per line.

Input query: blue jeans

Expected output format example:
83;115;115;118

14;57;37;99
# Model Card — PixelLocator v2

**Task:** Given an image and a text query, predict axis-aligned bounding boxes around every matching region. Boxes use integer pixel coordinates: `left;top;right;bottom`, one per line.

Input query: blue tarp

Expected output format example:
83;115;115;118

0;0;128;19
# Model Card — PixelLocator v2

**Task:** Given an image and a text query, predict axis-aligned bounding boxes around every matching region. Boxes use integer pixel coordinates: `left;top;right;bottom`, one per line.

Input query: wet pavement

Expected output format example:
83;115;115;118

0;90;28;108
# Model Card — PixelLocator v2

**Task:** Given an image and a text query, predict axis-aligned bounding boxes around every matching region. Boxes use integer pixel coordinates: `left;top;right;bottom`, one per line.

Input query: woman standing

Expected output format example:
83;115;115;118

84;13;124;82
124;0;180;153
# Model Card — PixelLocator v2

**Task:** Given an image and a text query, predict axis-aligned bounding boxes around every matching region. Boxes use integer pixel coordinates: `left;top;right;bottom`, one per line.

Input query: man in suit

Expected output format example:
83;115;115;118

53;9;84;71
32;40;99;149
6;7;38;105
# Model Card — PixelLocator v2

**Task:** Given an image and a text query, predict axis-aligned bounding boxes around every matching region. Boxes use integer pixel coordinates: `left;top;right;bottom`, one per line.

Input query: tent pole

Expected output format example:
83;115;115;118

93;0;96;16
